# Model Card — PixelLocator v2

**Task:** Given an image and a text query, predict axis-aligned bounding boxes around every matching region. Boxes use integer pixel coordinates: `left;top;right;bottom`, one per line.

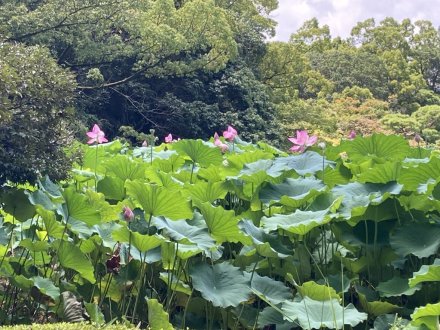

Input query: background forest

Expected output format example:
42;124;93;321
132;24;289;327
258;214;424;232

1;0;440;184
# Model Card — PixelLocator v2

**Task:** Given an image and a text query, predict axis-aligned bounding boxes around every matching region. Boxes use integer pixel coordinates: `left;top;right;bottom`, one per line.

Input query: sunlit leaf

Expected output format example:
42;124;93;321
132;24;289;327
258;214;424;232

282;296;367;329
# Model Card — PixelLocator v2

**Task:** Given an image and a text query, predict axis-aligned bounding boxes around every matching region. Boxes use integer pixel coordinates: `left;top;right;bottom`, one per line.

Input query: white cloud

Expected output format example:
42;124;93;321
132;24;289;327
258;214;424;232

271;0;440;41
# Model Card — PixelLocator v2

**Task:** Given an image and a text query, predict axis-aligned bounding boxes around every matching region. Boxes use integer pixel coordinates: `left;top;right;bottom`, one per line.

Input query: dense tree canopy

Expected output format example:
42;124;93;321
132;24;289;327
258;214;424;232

2;0;440;182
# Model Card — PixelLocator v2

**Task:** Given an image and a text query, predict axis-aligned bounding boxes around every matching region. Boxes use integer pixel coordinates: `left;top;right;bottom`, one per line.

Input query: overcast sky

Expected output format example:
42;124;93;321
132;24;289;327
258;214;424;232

271;0;440;41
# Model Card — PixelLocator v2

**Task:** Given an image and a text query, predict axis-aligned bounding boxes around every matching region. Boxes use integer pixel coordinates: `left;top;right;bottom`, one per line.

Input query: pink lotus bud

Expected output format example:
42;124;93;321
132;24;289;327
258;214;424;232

142;140;148;147
123;206;134;222
348;130;356;140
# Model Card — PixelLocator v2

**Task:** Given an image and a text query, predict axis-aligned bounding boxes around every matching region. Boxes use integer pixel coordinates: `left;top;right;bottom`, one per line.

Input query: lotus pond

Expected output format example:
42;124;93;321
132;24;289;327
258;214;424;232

1;133;440;329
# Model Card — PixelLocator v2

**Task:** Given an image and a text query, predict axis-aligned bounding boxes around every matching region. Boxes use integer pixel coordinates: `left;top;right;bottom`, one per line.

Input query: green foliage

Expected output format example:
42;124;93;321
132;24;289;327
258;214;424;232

0;42;77;184
0;134;439;329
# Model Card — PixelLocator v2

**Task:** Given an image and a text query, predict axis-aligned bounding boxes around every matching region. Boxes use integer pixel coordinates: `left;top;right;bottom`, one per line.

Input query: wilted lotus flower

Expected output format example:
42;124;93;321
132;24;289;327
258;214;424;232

87;124;108;144
223;125;237;142
123;206;134;222
288;130;317;153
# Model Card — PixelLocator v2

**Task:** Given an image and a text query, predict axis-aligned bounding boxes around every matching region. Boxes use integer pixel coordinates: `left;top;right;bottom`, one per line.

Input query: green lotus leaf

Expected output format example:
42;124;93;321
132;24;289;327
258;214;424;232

112;226;164;253
37;206;65;239
240;159;274;177
320;164;351;188
399;157;440;191
190;262;251;308
172;139;223;167
104;154;147;181
26;189;56;210
19;239;49;252
373;314;409;330
377;277;421;297
332;182;402;219
259;177;326;208
58;241;95;283
411;302;440;329
84;302;105;325
152;153;185;173
152;216;216;253
82;140;122;173
318;273;352;294
390;223;440;258
93;222;121;248
147;298;174;330
159;272;192;295
341;134;410;162
355;284;400;316
297;281;340;301
270;151;335;176
186;181;228;203
357;162;402;184
38;175;62;199
198;202;251;244
248;273;293;304
32;276;60;300
258;307;298;330
225;149;272;173
282;296;367;329
1;188;35;222
60;187;101;226
261;208;333;235
97;176;125;200
125;180;192;220
409;259;440;287
238;220;291;258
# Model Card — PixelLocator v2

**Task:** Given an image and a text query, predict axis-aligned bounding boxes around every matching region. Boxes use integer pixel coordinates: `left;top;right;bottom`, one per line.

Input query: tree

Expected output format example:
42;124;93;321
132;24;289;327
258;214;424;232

0;42;77;184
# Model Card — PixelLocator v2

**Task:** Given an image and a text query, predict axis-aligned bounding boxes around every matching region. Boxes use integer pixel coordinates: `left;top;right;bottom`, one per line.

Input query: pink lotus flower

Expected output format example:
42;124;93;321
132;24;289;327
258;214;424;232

288;130;317;153
165;133;173;143
223;125;237;142
348;130;356;140
87;124;108;144
164;133;180;143
214;132;228;153
123;206;134;222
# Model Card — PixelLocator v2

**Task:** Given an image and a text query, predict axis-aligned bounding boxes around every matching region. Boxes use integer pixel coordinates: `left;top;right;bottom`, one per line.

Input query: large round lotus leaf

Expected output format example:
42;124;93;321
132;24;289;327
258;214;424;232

340;134;410;162
377;277;421;297
248;273;293;304
261;208;332;235
357;162;402;184
152;216;216;253
198;202;251;244
390;223;440;258
259;177;326;208
189;262;251;308
297;281;340;301
399;157;440;191
57;241;95;283
125;180;192;220
282;296;367;329
172;139;223;167
332;182;402;219
1;188;35;222
270;151;335;176
238;220;291;258
258;307;298;330
104;154;147;181
409;259;440;287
